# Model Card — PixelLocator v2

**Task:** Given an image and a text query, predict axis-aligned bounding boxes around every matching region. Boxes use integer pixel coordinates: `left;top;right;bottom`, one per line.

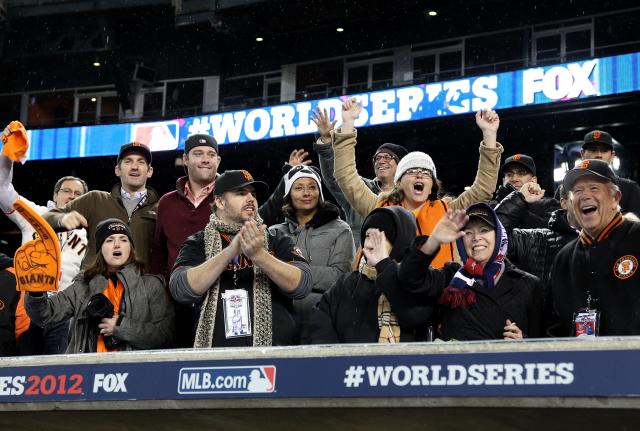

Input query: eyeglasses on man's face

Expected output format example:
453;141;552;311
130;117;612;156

58;188;83;197
372;153;398;164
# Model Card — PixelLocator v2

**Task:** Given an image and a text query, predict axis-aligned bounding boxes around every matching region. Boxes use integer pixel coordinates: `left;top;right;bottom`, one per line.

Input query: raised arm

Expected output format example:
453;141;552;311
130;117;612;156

332;98;378;217
448;110;504;210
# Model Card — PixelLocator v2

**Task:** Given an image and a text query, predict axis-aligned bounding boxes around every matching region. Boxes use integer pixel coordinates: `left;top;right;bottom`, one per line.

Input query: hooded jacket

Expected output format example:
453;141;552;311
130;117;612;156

310;206;434;343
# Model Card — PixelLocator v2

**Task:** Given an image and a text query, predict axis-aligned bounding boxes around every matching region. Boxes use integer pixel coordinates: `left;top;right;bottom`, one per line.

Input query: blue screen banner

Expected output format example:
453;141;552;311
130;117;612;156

1;347;640;403
25;52;640;161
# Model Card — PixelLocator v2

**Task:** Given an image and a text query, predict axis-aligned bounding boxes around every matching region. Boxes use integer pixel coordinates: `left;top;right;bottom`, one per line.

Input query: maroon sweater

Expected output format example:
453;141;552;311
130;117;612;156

151;177;214;279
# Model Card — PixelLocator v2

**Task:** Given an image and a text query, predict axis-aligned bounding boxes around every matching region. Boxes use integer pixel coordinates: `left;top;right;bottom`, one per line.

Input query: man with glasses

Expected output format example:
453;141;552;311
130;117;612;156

0;155;89;354
311;108;408;246
491;153;559;229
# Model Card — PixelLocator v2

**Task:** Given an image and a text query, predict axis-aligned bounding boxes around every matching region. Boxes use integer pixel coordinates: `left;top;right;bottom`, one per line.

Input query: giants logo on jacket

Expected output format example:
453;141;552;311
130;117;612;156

614;255;638;280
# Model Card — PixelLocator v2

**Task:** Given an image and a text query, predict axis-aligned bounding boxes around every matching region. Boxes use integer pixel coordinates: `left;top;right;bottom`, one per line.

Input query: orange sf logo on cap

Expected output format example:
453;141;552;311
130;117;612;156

513;154;522;161
578;160;590;169
592;131;601;140
242;170;253;181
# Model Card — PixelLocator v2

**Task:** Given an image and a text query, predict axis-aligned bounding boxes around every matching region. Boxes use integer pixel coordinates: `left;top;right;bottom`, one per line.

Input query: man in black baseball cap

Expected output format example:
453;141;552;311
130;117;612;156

169;168;312;348
579;130;640;215
551;157;640;337
491;153;559;229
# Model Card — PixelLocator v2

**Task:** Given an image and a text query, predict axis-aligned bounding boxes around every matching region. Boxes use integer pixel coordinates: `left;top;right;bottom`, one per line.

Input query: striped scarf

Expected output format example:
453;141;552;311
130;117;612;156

193;211;272;348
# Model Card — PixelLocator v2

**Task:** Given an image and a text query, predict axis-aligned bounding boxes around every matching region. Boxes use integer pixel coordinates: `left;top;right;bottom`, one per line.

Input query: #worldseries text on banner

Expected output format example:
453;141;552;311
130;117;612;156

26;51;640;161
1;349;640;403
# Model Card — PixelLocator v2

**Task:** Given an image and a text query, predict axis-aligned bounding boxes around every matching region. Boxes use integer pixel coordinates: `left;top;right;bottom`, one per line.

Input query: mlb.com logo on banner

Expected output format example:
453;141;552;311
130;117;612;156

177;366;276;394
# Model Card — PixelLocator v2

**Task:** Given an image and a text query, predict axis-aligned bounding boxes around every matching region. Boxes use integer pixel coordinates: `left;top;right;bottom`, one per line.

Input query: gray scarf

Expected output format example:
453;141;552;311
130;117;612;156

193;211;272;348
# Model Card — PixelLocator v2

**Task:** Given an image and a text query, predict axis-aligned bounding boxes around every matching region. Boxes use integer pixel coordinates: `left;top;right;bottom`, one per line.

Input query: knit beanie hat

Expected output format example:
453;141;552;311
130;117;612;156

361;209;397;247
394;151;437;183
374;143;409;163
284;165;324;201
95;218;134;253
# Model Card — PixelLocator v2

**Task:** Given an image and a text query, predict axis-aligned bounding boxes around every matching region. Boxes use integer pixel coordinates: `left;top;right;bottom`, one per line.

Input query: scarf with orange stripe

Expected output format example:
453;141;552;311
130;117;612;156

439;203;508;309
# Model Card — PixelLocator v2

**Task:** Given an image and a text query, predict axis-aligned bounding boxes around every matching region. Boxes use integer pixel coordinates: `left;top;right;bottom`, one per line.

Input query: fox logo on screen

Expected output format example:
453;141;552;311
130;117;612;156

523;59;598;104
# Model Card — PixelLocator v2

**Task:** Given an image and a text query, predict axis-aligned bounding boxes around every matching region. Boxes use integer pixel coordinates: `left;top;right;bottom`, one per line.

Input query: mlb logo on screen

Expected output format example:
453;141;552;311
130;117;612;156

177;365;276;395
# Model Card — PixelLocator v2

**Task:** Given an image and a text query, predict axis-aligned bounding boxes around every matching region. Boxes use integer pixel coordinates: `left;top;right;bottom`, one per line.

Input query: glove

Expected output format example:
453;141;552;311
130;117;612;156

13;198;61;292
1;121;29;164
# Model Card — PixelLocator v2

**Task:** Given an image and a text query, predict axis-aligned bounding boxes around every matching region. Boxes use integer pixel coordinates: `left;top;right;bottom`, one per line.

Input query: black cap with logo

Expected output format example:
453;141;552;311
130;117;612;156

562;159;618;191
213;170;269;198
466;205;496;229
583;130;613;150
501;154;536;176
184;134;218;154
118;142;152;164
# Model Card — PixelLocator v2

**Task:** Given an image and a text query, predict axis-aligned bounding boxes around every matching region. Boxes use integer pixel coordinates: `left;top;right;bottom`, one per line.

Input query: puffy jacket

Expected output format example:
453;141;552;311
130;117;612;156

495;191;578;288
490;184;560;229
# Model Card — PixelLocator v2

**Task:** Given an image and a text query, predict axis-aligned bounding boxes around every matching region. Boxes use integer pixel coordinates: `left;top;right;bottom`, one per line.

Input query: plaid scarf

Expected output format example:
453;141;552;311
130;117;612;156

193;211;272;348
438;206;508;309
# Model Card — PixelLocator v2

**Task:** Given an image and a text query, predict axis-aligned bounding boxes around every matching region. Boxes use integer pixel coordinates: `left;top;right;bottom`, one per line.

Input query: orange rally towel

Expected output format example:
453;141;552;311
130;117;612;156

0;121;29;164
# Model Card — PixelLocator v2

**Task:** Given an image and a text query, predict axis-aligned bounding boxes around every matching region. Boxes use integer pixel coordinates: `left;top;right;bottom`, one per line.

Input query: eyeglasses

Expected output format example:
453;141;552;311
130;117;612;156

403;168;432;178
372;153;398;164
58;188;83;197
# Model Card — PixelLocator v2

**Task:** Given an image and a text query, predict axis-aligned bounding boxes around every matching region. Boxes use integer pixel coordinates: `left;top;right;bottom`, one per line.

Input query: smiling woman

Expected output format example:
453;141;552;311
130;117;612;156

24;218;175;353
270;166;355;343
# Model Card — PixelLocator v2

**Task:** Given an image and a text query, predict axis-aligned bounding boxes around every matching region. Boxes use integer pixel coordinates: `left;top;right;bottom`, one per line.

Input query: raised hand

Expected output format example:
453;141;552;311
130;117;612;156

311;108;337;143
288;149;312;167
341;97;362;126
475;109;500;134
420;209;468;255
519;181;545;203
362;228;390;266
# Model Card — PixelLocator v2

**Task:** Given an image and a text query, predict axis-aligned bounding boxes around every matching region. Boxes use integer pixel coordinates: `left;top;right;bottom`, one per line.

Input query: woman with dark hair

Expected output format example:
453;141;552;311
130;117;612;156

397;203;543;341
332;98;503;268
270;166;354;343
25;218;175;353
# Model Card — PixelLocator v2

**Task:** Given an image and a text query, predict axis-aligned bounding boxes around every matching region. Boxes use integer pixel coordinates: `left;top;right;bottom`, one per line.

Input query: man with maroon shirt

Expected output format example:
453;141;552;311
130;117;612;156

151;134;286;346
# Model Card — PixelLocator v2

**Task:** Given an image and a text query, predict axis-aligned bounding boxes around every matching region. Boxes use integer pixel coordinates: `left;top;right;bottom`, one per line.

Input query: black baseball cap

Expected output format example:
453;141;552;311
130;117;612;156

501;154;536;176
466;204;496;229
583;130;613;150
118;142;152;164
213;170;269;198
563;159;618;191
184;134;218;154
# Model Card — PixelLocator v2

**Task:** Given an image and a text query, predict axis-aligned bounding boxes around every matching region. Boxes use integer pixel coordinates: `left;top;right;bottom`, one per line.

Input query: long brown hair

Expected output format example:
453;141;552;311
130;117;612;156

83;247;144;282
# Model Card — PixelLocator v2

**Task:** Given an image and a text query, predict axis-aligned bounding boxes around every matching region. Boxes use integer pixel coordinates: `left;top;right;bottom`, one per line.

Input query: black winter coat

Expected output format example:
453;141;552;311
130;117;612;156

0;254;18;357
397;240;543;341
490;184;559;229
495;191;578;287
